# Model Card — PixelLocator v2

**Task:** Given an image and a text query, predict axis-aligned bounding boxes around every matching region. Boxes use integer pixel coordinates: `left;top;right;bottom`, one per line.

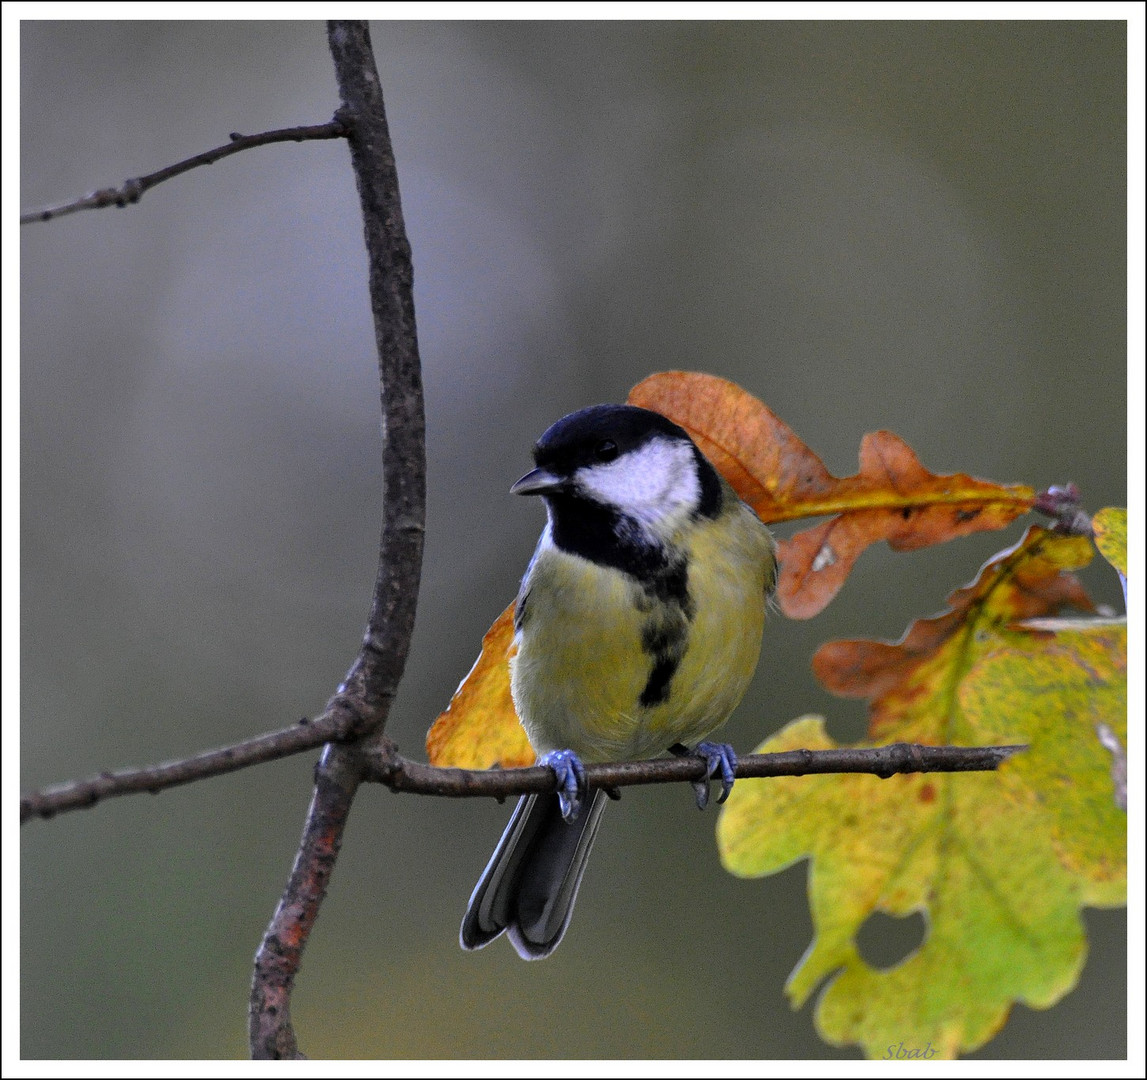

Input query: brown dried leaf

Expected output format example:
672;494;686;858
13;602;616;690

629;372;1035;617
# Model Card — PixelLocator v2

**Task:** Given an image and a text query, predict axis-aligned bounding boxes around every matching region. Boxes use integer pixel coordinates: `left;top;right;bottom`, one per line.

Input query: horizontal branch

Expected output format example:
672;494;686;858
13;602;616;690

20;119;348;224
366;740;1028;798
20;725;1026;823
19;705;369;822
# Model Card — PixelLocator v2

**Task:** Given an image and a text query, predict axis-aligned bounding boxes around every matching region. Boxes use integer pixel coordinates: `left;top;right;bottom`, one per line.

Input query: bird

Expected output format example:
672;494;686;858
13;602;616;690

459;403;777;960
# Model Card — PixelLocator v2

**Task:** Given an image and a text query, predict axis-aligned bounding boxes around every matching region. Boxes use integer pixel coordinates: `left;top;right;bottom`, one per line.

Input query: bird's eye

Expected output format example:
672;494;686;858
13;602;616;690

594;439;619;462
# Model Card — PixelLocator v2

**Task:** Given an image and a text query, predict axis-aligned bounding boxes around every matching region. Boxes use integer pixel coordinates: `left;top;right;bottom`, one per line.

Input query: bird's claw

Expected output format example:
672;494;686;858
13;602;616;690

688;741;738;810
539;749;588;822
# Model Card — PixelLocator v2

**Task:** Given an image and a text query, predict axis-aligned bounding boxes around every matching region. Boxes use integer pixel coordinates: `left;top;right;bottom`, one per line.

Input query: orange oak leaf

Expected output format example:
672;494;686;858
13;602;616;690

628;372;1035;618
425;603;533;769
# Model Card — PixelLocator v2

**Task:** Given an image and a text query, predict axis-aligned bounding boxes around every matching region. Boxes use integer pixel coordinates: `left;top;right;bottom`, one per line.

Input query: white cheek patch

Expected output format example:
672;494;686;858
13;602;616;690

576;437;700;532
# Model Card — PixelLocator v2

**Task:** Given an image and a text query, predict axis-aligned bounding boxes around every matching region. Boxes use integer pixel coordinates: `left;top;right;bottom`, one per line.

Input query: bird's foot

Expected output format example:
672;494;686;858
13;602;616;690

538;749;588;822
671;741;738;810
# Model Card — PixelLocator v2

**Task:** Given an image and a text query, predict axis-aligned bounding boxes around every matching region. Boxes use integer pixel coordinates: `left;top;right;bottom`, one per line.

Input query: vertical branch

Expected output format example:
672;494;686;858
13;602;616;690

325;20;426;728
249;20;426;1059
248;749;361;1059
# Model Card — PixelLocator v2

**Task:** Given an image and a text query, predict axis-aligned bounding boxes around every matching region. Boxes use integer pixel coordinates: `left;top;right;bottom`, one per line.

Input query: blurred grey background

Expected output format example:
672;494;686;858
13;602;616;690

20;20;1126;1059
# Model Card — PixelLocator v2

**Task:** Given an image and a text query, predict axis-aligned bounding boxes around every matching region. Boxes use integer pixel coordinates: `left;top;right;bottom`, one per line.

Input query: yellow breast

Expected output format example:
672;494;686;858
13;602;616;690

510;498;775;763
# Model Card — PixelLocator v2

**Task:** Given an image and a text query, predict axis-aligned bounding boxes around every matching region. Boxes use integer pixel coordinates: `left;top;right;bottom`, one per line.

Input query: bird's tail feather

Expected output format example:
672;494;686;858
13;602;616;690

460;789;608;960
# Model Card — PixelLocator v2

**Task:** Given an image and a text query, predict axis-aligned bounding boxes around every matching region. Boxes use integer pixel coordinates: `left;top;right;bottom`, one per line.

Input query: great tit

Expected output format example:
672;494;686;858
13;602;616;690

460;403;777;959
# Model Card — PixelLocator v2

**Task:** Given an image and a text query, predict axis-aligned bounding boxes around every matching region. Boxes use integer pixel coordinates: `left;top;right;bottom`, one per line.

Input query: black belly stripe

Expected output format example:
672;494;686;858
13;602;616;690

637;566;692;708
640;650;681;708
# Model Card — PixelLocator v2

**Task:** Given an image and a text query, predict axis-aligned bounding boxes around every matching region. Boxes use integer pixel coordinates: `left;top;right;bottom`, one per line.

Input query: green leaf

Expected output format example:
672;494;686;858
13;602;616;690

717;528;1126;1058
1092;506;1127;606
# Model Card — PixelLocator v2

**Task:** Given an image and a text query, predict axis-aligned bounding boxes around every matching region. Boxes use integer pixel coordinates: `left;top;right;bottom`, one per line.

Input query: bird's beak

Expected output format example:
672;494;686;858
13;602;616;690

510;467;565;496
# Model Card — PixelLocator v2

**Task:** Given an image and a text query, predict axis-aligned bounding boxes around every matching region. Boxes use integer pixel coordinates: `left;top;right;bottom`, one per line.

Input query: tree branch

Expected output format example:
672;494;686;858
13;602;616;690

19;706;366;823
20;121;349;224
364;740;1028;797
19;724;1029;823
1033;483;1095;536
249;21;427;1060
248;745;361;1060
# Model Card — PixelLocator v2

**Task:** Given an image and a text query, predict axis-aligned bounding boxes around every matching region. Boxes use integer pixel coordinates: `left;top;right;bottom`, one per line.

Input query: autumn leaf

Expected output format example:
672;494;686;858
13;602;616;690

717;527;1126;1058
812;527;1095;743
1092;506;1127;605
629;371;1035;617
425;603;533;769
966;618;1128;874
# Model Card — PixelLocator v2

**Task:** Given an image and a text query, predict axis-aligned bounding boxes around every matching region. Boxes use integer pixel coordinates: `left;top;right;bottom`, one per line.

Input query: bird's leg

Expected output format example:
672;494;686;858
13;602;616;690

538;749;588;822
670;741;738;810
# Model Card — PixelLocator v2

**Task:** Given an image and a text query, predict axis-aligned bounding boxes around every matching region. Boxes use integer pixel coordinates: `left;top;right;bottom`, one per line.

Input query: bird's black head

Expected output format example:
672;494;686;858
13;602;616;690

532;404;696;479
511;404;723;551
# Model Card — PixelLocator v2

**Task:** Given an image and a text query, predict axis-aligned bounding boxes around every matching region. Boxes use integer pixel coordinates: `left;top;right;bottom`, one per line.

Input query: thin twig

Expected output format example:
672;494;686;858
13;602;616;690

364;740;1029;798
19;120;348;224
1033;483;1095;536
18;706;365;823
249;21;427;1060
